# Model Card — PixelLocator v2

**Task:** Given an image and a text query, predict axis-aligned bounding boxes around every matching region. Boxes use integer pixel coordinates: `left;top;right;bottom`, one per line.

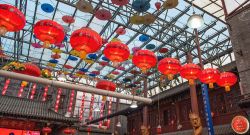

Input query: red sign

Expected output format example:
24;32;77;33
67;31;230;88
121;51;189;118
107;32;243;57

0;128;40;135
0;118;36;130
231;115;249;134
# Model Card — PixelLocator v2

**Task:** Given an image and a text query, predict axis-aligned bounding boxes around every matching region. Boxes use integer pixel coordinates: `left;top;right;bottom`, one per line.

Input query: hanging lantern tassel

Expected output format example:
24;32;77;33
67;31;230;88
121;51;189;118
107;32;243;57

30;83;37;100
225;86;230;92
99;96;106;128
167;74;174;80
18;81;28;97
42;85;49;101
67;90;75;115
54;88;62;112
79;93;86;122
107;97;113;129
79;50;87;59
43;41;50;48
189;79;195;85
2;78;10;95
209;83;214;89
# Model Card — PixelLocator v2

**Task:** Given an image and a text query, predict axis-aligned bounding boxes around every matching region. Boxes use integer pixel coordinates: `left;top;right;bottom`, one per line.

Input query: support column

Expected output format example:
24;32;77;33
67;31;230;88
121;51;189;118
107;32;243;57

114;98;120;135
141;77;149;135
143;78;148;126
194;28;214;134
187;52;199;115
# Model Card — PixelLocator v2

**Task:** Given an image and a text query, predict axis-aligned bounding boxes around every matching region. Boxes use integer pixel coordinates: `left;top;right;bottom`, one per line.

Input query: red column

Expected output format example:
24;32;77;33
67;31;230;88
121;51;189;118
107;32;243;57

67;90;75;116
79;93;86;121
54;88;62;112
187;53;200;115
42;85;49;101
2;78;10;95
30;83;37;100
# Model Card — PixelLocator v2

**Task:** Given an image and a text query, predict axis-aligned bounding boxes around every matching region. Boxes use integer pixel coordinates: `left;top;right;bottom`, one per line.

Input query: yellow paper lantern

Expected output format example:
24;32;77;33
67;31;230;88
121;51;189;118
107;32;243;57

52;48;62;54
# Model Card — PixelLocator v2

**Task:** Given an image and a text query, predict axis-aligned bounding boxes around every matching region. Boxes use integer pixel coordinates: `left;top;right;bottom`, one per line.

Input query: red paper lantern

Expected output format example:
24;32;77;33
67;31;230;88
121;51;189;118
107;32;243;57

21;63;41;77
103;41;130;66
96;80;116;92
156;125;162;134
42;127;52;135
111;0;129;6
95;9;112;20
158;58;181;80
62;15;75;24
217;72;237;92
0;4;26;35
33;20;65;48
180;63;202;85
70;28;102;59
132;50;157;73
63;127;75;134
116;27;126;35
155;2;161;10
199;68;220;88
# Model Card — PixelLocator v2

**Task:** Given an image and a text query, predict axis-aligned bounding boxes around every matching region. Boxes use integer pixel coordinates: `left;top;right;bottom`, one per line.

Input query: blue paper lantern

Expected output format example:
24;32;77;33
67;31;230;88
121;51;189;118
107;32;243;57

129;84;137;88
139;35;149;42
123;78;131;82
102;56;110;62
146;44;156;50
64;36;68;41
95;66;102;70
132;0;151;12
79;68;88;72
68;55;78;61
88;53;98;59
41;3;54;13
49;59;58;64
103;76;108;79
88;73;96;77
157;56;164;61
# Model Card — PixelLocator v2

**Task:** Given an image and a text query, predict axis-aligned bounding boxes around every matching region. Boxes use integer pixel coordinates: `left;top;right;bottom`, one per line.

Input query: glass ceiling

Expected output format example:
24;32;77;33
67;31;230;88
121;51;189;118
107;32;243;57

0;0;235;97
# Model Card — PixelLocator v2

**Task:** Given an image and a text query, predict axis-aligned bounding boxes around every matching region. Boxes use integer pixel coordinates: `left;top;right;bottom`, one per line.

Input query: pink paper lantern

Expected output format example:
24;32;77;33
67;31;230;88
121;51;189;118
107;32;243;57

116;27;126;35
32;43;42;48
95;9;111;20
111;0;129;6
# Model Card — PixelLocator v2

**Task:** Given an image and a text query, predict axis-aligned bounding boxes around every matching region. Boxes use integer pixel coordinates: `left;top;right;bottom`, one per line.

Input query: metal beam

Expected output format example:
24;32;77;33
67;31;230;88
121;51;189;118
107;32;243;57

0;70;152;104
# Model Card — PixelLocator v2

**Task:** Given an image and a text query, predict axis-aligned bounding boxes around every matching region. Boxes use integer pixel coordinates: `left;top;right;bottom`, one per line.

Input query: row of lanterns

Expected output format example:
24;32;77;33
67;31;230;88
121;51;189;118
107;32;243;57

42;126;75;135
158;57;237;91
0;4;237;92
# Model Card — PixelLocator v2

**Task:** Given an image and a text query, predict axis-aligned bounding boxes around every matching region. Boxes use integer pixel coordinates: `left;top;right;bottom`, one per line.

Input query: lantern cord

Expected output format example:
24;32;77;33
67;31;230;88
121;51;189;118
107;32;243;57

158;92;160;125
191;0;195;14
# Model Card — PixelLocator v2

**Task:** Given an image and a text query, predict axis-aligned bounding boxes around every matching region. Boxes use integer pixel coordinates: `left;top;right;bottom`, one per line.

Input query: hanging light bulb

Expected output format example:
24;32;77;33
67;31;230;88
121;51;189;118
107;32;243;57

130;101;138;108
187;14;204;29
116;121;122;127
57;72;66;82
